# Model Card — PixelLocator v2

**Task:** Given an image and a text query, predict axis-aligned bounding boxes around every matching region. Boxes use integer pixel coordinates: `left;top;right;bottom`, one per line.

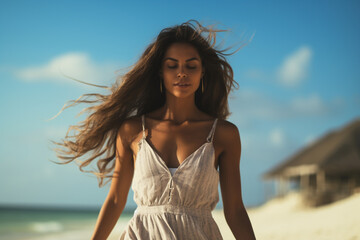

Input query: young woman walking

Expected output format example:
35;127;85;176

53;20;256;239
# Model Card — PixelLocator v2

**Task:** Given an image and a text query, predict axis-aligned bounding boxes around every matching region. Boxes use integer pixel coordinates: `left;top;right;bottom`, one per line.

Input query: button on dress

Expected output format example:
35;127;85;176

120;114;222;240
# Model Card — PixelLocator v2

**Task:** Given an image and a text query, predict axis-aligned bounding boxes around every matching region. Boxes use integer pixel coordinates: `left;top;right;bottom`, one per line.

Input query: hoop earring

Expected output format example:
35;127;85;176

160;80;163;93
201;78;204;93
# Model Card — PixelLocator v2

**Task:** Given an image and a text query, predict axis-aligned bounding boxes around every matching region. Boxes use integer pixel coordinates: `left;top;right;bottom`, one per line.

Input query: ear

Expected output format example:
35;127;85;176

201;71;205;78
159;69;163;78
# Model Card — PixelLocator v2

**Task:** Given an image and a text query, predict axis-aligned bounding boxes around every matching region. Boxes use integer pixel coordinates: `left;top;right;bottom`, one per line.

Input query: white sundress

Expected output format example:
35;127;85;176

120;114;222;239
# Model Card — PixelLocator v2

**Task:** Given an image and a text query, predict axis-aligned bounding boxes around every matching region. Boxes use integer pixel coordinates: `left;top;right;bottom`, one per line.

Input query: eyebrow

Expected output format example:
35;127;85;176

163;57;200;62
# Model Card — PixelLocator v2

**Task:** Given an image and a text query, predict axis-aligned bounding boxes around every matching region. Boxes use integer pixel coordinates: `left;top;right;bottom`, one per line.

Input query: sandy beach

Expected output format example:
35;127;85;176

18;192;360;240
212;191;360;240
108;192;360;239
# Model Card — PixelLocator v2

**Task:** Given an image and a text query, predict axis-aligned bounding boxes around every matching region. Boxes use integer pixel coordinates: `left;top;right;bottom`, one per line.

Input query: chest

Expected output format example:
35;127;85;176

132;121;220;169
143;133;212;168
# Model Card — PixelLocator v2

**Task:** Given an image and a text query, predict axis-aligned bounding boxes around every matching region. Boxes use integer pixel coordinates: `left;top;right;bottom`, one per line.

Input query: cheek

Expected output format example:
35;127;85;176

162;71;175;81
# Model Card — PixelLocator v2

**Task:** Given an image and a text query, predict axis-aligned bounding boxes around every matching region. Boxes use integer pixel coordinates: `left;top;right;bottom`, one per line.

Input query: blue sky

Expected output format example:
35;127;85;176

0;0;359;209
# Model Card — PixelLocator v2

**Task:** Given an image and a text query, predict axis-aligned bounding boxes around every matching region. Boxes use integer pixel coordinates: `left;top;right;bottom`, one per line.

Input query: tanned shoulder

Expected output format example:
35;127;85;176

217;119;241;146
116;116;143;151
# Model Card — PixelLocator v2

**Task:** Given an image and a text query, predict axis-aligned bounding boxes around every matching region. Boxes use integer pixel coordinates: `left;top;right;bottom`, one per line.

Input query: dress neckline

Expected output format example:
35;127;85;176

139;114;218;177
141;138;216;177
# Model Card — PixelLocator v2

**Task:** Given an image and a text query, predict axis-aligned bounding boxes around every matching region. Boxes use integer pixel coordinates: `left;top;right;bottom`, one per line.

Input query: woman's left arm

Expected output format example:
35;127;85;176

218;122;256;240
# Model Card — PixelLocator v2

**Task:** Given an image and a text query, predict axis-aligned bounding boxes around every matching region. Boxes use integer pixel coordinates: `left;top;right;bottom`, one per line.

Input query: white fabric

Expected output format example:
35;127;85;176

120;115;221;239
168;167;178;176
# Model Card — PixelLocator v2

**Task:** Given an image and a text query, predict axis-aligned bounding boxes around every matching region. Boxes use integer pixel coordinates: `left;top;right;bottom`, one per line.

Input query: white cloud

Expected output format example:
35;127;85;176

232;89;342;124
15;52;119;85
290;94;328;115
276;46;312;87
243;46;312;88
232;89;283;120
269;128;286;147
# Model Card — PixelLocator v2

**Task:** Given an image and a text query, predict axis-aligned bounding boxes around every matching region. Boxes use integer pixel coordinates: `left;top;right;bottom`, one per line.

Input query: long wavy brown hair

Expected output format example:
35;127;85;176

51;19;251;187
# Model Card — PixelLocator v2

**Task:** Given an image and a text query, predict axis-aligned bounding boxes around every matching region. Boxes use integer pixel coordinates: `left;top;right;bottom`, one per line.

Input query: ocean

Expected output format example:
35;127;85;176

0;206;134;240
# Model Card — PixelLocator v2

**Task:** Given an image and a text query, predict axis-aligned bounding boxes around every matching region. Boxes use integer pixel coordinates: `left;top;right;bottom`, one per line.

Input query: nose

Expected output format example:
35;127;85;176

177;64;188;78
177;71;187;78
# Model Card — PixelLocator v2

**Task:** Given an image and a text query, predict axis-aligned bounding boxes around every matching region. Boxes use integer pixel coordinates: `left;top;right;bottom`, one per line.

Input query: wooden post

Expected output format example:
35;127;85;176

316;170;326;193
300;174;310;192
277;177;287;197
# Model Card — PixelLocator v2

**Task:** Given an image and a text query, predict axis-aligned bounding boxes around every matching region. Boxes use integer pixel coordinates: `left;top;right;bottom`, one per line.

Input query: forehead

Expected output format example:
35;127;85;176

163;42;200;59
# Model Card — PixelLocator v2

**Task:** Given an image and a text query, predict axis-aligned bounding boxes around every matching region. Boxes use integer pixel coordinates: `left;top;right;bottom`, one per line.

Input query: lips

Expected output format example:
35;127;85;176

174;82;191;86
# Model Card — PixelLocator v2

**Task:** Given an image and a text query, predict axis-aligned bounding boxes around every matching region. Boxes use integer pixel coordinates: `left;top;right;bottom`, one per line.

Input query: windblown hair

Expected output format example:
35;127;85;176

51;19;248;187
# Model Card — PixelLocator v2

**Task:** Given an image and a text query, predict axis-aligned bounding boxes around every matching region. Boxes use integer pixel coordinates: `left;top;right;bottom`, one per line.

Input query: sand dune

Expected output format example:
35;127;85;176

212;191;360;240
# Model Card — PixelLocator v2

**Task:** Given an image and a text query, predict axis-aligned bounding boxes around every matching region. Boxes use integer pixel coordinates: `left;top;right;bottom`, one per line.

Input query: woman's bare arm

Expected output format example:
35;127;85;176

219;122;256;240
91;121;135;240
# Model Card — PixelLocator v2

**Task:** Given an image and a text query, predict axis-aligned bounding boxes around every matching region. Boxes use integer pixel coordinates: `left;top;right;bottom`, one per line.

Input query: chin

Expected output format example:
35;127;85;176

168;91;195;99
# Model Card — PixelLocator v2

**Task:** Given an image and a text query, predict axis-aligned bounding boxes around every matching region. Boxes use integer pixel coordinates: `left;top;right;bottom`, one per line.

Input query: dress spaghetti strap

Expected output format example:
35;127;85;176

206;118;218;143
141;114;146;139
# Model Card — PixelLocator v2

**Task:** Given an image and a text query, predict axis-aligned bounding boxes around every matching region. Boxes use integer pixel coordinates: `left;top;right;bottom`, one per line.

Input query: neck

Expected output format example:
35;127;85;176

157;93;200;124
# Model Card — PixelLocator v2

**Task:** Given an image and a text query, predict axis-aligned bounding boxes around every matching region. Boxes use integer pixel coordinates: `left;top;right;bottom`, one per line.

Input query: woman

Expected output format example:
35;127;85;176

53;20;256;239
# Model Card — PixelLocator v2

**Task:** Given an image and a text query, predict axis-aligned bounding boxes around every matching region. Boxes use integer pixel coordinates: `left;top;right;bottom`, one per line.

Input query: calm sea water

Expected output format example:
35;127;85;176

0;206;133;240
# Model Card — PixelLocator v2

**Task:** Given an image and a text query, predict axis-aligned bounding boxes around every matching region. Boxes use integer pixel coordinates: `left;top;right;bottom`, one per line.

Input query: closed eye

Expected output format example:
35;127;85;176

167;65;197;69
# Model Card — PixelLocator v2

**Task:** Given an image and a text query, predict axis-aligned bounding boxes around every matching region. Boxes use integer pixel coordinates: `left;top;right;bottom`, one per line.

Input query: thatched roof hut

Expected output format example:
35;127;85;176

263;117;360;206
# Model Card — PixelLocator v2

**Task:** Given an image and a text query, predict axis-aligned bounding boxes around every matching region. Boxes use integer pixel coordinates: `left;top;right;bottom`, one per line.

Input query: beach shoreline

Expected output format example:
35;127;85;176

3;192;359;240
213;191;360;240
